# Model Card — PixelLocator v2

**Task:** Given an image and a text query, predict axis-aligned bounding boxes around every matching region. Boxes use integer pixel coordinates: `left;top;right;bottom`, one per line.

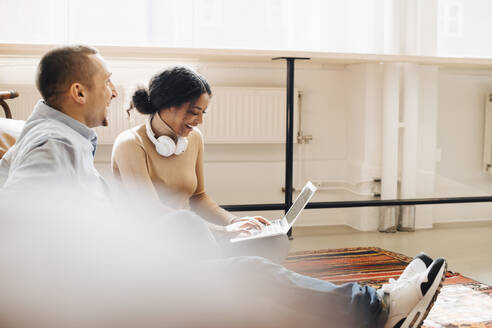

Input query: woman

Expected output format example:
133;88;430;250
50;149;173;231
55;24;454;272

111;66;287;260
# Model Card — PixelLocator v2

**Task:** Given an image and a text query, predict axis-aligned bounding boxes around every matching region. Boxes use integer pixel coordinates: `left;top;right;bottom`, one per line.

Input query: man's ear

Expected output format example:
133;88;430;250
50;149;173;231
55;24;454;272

69;83;86;105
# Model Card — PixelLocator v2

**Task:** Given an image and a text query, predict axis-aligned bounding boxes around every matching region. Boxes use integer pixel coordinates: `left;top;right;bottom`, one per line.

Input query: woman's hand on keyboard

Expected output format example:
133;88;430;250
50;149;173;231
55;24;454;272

226;216;271;234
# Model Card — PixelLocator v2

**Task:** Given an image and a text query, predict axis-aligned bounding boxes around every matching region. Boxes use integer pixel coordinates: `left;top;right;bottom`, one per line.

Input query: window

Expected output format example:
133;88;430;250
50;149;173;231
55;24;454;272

0;0;66;44
438;0;464;37
0;0;379;53
437;0;492;58
2;0;491;58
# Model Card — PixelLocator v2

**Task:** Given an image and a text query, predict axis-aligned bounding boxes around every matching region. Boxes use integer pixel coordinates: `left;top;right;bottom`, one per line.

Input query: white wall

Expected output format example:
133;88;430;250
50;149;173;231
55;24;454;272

1;55;492;229
434;69;492;222
176;62;375;228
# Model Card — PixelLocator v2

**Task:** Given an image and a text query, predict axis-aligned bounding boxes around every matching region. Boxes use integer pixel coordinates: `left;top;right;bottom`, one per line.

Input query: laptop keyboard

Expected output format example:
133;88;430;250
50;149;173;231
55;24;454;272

261;219;284;234
230;218;285;242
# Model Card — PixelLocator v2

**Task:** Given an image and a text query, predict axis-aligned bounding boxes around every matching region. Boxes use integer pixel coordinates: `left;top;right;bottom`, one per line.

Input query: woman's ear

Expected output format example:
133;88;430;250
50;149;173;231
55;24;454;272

69;83;86;105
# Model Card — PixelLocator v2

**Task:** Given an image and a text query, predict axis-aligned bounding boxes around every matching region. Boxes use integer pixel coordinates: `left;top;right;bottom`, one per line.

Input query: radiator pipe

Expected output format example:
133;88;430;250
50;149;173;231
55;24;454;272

380;63;401;231
401;63;419;200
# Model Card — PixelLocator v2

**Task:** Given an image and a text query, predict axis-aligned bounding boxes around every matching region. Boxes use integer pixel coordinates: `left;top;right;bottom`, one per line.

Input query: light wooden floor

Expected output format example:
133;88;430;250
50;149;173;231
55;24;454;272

289;221;492;285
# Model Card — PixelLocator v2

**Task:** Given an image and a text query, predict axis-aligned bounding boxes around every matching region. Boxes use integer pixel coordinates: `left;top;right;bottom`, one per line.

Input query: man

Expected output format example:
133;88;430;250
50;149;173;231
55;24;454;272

0;46;446;328
0;45;117;196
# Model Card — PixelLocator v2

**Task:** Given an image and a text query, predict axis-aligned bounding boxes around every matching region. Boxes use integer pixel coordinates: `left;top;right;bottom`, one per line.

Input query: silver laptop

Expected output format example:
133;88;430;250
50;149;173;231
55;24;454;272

230;181;317;243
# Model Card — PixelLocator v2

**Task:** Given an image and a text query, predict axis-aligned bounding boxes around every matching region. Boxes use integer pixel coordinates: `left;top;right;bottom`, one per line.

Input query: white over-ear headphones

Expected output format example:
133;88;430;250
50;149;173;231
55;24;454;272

145;115;188;157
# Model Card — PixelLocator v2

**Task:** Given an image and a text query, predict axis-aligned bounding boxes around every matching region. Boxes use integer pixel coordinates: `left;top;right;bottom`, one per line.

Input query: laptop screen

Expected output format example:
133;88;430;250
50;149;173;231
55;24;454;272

284;181;317;226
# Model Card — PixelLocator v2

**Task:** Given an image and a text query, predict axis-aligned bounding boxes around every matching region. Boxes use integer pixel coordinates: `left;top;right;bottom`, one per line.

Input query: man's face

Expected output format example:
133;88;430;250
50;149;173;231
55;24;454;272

84;54;117;128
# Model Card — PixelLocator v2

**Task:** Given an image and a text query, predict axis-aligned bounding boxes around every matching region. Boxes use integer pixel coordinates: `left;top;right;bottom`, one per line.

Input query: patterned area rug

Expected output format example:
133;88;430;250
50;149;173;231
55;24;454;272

284;247;492;328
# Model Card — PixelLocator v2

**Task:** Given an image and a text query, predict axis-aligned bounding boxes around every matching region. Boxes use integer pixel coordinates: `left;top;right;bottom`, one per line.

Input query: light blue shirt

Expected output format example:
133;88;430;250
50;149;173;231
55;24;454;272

0;100;108;197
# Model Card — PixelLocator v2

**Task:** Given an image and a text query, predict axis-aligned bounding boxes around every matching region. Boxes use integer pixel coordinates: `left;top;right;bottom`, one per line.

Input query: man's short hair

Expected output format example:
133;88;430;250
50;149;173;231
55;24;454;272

36;45;99;108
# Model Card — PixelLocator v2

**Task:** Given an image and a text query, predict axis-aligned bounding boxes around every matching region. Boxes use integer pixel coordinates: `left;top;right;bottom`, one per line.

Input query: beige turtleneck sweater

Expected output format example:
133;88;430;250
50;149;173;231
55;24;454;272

111;115;234;225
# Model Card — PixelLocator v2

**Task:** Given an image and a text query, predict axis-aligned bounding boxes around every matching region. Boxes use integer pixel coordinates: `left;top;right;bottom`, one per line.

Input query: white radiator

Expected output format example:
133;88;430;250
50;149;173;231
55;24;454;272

202;86;299;144
0;85;298;144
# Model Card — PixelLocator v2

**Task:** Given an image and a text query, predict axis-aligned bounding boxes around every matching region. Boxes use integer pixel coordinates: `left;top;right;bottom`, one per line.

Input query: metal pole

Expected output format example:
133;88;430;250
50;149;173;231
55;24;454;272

272;57;310;238
222;195;492;212
285;58;295;231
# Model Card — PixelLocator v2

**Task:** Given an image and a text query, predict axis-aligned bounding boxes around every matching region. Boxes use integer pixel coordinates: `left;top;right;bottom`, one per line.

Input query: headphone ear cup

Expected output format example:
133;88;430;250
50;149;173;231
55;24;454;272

174;137;189;155
155;136;176;157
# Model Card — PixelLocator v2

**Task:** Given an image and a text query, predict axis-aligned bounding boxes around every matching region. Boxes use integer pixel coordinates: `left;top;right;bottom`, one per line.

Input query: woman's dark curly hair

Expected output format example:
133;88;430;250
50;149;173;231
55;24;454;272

129;66;211;115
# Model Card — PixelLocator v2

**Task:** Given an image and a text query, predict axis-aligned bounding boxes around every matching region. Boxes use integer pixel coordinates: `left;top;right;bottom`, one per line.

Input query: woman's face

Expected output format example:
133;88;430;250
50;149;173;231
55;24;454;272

160;93;210;137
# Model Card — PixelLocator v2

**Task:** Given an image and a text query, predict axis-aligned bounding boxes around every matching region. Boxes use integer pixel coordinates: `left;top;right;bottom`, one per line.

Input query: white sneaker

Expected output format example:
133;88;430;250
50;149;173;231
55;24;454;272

380;252;433;309
381;258;446;328
398;252;433;281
